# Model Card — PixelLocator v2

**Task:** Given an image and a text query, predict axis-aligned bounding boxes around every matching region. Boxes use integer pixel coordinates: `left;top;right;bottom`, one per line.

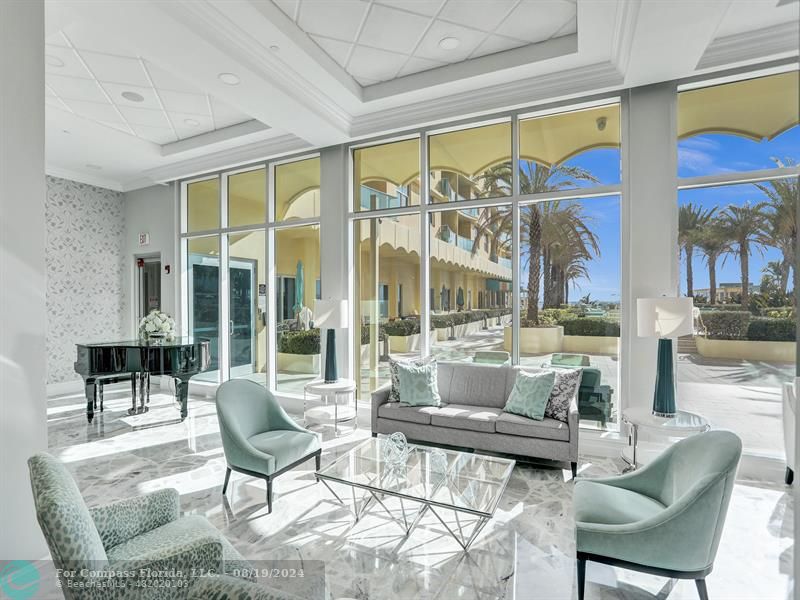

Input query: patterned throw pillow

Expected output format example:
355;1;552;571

503;370;556;420
544;368;582;422
388;356;429;402
396;361;442;407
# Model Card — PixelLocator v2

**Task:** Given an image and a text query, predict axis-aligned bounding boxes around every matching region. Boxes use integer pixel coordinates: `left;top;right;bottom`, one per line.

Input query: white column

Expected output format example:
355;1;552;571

319;146;350;379
621;82;679;411
0;0;47;559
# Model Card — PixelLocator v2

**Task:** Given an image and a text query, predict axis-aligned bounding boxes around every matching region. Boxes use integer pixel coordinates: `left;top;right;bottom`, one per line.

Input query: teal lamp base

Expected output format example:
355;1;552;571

652;337;676;417
324;329;338;384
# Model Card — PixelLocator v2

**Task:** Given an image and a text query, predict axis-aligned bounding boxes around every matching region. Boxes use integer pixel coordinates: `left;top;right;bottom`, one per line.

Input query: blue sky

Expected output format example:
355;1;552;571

517;126;798;304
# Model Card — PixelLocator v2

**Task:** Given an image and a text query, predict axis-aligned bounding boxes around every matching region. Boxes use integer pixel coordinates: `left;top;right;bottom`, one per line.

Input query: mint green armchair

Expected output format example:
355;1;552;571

574;430;741;600
216;379;321;513
27;452;256;599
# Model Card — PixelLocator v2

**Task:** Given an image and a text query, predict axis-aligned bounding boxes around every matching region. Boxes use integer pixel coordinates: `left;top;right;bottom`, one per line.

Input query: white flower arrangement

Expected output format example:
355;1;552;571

139;309;176;340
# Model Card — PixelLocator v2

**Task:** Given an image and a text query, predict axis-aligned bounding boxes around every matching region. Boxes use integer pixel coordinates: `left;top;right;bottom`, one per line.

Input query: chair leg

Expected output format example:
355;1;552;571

266;477;273;514
222;467;231;495
695;578;709;600
571;462;578;479
577;557;586;600
785;467;794;485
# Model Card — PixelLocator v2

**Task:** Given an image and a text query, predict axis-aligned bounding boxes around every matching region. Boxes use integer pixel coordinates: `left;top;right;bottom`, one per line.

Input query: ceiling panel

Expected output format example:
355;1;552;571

118;105;171;128
396;55;445;78
80;51;151;87
414;19;486;63
47;74;108;103
45;44;90;78
374;0;442;17
495;1;576;43
297;0;369;40
471;33;529;58
64;100;125;124
348;45;409;83
158;90;210;115
101;82;163;110
130;124;178;145
358;4;429;54
438;0;517;32
309;35;351;67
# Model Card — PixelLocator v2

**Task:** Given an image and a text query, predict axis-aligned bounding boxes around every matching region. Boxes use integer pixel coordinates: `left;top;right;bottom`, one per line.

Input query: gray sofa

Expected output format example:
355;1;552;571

371;361;579;476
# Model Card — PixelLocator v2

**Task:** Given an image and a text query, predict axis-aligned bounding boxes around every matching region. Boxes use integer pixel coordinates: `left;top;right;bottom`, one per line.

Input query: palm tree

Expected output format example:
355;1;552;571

474;160;598;323
695;220;731;305
755;165;797;295
718;201;768;308
679;203;716;298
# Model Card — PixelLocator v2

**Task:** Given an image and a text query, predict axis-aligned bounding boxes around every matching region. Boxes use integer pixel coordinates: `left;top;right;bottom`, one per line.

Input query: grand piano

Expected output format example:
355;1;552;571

75;338;211;423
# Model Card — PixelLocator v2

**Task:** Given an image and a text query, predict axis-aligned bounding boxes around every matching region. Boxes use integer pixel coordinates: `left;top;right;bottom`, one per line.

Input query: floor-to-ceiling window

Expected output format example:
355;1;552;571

180;154;321;393
350;102;623;429
676;70;799;457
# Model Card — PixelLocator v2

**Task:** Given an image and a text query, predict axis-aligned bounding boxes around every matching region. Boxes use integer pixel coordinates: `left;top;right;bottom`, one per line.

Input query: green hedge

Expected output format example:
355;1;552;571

430;309;511;330
701;311;750;340
383;319;420;336
360;324;385;344
277;329;320;354
560;317;620;337
747;317;796;342
695;304;744;312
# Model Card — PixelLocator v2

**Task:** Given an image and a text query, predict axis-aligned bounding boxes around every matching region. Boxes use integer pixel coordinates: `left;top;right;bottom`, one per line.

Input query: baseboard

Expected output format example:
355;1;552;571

46;379;84;396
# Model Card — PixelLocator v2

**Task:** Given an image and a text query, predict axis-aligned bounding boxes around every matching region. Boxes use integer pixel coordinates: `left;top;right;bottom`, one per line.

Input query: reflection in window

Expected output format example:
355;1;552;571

275;225;320;392
519;196;620;429
428;122;511;203
353;215;421;398
429;205;512;363
353;138;420;211
677;180;797;456
187;236;220;382
519;104;621;189
228;168;266;227
228;231;266;385
678;71;799;177
274;158;320;221
187;178;219;232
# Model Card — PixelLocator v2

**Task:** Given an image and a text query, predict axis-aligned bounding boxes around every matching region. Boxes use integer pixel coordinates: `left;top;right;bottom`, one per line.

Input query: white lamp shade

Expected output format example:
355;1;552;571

315;299;348;329
637;297;694;338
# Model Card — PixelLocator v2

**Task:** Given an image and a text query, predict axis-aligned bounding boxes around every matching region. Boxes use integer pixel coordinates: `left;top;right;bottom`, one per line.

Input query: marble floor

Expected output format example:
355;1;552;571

45;386;793;599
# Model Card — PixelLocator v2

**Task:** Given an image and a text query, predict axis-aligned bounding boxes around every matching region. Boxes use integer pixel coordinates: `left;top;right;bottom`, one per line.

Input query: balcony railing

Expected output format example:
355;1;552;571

360;185;408;211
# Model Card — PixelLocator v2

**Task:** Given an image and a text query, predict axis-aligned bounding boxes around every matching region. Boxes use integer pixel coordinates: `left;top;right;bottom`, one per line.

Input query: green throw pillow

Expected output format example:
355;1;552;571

397;361;441;407
503;370;556;420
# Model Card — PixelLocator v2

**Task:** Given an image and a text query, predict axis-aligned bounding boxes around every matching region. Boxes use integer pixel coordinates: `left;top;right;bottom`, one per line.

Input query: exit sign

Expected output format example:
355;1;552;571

138;232;150;246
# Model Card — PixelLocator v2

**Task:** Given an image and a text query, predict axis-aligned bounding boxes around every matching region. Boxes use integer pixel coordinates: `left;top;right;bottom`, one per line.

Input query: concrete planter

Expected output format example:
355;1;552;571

563;335;620;355
277;352;320;374
696;336;795;363
504;326;564;354
435;319;485;341
389;331;437;353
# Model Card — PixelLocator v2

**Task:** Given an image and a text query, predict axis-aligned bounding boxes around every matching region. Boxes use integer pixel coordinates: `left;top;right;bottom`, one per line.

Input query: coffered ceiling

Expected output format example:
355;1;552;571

44;0;799;192
273;0;577;85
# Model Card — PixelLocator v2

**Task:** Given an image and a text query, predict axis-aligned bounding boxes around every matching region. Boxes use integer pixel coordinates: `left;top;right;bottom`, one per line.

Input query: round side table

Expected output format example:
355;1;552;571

303;379;357;436
621;406;710;471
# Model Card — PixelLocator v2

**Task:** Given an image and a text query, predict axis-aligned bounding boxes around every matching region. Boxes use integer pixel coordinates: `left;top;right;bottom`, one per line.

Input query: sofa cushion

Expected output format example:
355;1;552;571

388;356;431;403
430;404;502;433
545;368;582;422
397;361;442;407
503;369;556;420
378;403;445;425
437;362;510;409
495;412;570;441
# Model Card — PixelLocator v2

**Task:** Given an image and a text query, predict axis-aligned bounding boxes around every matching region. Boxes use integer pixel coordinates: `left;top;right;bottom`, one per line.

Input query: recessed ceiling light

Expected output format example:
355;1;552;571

85;163;102;170
269;45;280;52
218;72;240;86
45;55;64;67
121;91;145;102
438;37;460;50
184;118;200;127
62;129;70;134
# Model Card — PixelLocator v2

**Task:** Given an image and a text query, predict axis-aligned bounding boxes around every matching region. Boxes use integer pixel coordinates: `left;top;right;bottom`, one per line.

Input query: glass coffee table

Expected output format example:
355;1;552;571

315;437;515;551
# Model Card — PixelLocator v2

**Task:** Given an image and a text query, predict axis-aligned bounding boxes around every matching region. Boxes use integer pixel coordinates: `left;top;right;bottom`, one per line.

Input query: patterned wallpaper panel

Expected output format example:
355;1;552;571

46;176;126;384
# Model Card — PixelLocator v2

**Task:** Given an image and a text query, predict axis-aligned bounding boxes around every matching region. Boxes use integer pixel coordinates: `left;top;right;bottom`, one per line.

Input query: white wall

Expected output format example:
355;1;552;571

122;183;178;335
45;176;126;385
0;0;48;559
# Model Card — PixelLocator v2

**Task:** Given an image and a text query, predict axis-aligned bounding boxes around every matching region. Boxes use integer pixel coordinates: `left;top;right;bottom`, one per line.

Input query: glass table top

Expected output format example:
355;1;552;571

316;437;515;516
623;406;710;432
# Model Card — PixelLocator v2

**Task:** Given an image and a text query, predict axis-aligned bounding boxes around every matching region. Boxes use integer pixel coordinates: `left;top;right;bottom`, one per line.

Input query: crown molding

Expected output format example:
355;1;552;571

350;61;624;139
698;22;800;70
141;133;312;185
610;0;640;74
46;166;125;193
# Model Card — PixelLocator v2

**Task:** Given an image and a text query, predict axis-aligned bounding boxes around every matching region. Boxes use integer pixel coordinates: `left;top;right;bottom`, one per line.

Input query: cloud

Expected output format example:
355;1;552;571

678;147;715;174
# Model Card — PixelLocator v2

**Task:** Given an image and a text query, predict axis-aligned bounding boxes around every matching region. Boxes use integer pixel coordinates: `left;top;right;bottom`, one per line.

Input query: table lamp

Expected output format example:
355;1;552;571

637;297;694;417
315;299;347;384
